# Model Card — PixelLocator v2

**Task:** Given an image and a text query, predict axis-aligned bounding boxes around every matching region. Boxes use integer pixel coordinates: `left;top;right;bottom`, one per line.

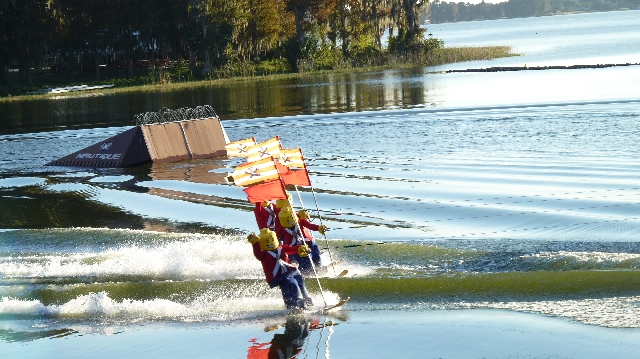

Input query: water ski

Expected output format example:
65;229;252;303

337;269;348;277
313;260;345;277
322;297;350;312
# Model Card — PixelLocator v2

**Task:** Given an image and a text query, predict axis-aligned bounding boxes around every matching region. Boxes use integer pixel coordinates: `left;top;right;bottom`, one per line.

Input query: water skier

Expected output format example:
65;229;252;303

276;207;329;275
248;228;313;310
253;200;277;231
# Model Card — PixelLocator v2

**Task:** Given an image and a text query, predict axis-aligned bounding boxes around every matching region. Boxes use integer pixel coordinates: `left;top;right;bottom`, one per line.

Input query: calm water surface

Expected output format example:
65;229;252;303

1;10;640;358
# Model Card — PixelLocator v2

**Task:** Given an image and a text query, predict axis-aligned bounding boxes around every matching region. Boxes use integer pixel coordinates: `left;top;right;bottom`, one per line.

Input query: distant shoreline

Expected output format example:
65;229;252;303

0;46;516;102
425;5;640;25
447;63;640;73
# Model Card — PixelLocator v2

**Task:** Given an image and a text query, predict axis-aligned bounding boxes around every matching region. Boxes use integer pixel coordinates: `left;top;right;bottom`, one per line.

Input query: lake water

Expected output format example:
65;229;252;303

2;10;640;358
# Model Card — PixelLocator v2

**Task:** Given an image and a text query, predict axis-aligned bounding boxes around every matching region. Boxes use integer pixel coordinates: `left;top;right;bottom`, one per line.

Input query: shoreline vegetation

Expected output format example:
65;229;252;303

2;0;638;101
0;45;517;102
1;1;524;101
2;0;635;101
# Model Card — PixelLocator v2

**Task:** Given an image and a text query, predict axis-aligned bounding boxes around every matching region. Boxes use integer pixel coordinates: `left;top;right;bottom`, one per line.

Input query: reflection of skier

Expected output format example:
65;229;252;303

277;207;328;275
247;316;323;359
248;228;313;310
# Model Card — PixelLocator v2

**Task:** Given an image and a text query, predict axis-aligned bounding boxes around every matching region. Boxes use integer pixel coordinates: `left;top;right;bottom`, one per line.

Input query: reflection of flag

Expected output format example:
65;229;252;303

225;137;256;157
246;136;281;163
279;148;305;168
230;157;280;186
244;179;287;204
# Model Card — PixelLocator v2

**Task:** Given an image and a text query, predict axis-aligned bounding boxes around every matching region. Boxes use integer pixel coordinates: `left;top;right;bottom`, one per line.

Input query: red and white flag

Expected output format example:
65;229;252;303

229;157;280;186
244;179;288;204
246;136;282;163
281;168;311;187
225;137;256;158
279;148;305;169
277;148;311;186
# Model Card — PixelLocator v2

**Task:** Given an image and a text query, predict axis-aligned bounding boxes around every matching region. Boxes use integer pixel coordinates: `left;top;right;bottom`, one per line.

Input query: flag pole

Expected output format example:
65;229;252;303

286;183;328;307
294;185;305;209
309;185;337;275
302;185;337;277
294;184;337;277
297;151;338;277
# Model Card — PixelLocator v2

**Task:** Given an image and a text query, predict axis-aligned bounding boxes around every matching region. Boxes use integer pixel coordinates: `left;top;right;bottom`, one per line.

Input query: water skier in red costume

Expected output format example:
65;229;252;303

248;228;313;310
254;200;277;231
276;207;328;275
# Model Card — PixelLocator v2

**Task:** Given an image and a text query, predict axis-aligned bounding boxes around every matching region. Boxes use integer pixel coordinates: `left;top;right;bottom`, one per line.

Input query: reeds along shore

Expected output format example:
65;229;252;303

358;46;516;69
0;46;516;101
448;62;640;73
425;46;517;66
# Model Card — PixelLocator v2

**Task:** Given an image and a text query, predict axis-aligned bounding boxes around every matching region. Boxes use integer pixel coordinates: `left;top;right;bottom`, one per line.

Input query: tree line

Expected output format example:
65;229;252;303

1;0;437;85
426;0;640;24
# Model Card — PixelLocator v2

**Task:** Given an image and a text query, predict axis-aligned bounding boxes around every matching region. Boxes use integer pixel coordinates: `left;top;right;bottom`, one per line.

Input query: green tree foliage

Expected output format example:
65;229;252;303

389;28;443;54
0;0;434;85
1;0;59;83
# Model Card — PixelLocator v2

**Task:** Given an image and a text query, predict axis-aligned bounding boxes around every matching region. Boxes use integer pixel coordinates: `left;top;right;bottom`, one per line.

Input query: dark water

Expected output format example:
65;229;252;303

1;11;640;355
0;69;433;135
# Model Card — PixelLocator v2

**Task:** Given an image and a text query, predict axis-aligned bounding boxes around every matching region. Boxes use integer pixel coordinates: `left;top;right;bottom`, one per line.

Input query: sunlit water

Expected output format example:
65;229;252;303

1;10;640;356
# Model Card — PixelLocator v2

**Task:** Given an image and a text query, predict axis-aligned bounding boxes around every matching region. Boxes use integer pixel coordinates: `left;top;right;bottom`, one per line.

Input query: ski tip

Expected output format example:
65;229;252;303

337;269;348;277
322;297;351;312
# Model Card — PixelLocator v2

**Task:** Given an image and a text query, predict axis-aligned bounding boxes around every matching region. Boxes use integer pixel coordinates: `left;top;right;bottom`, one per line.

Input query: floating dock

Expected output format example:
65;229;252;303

46;107;228;168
